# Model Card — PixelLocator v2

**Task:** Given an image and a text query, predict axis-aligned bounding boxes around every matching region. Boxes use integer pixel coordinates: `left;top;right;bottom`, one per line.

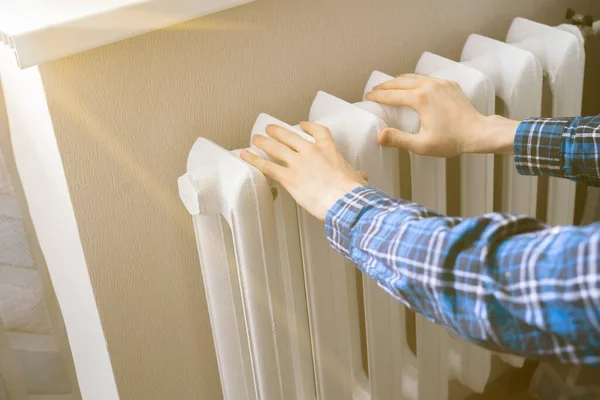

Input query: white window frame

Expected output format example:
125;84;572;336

0;0;256;68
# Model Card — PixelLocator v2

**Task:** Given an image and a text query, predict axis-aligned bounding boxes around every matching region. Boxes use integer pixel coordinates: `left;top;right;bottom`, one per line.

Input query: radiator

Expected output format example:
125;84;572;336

178;18;585;400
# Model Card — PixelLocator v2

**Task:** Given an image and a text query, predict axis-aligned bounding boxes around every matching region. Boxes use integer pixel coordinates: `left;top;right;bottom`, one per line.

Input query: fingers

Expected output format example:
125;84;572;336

265;125;311;152
298;121;333;143
240;149;287;182
400;73;446;84
372;73;444;90
365;89;420;108
366;73;438;108
399;73;430;81
251;134;298;164
378;128;427;154
373;75;424;91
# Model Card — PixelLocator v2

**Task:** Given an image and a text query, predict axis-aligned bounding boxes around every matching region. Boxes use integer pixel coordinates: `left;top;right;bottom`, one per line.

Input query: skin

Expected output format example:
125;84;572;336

240;73;521;221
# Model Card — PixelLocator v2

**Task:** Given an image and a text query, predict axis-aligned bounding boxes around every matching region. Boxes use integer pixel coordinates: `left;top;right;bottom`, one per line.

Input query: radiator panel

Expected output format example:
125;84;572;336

462;34;542;220
180;139;314;399
506;18;585;226
309;94;408;399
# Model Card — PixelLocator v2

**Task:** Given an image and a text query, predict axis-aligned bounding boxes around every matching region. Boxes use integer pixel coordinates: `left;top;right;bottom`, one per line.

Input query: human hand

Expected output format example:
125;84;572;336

240;122;368;221
365;73;519;156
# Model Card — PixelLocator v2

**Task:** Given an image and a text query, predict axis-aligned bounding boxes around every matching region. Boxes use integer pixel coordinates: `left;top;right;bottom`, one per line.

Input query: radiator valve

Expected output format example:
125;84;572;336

566;8;599;38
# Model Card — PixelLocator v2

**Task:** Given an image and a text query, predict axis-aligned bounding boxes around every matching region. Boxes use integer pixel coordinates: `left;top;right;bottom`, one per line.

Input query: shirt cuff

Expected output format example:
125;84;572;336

324;186;396;258
514;118;570;177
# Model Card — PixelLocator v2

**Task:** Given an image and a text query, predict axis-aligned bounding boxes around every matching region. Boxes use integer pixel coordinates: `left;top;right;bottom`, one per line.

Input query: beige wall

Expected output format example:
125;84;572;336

37;1;600;398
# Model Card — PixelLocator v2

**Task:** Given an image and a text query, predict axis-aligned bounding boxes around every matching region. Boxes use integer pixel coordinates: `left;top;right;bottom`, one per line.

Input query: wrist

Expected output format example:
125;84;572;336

318;180;364;221
463;115;520;155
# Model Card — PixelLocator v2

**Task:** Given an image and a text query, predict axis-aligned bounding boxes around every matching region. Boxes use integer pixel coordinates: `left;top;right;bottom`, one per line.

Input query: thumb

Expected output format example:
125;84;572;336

378;128;425;153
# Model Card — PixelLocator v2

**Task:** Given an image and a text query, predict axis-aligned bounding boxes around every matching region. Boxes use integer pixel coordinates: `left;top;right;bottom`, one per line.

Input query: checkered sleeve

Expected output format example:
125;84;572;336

514;116;600;186
325;186;600;366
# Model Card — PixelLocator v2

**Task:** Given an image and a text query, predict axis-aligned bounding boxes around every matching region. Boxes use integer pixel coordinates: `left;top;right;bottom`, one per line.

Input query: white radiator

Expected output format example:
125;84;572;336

179;18;585;400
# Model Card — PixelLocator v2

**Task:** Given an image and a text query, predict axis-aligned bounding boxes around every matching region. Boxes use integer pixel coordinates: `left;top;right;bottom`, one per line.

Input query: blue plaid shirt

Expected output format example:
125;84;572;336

325;115;600;366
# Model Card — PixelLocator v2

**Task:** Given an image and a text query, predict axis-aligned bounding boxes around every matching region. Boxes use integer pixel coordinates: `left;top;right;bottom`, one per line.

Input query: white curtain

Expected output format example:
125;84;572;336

0;147;72;399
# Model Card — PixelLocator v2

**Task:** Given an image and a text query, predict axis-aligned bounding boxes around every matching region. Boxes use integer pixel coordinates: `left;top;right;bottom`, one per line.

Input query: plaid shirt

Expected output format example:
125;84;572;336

325;115;600;366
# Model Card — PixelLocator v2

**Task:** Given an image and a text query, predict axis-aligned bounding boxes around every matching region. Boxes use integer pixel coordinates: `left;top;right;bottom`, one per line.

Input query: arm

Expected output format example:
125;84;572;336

326;185;600;365
366;75;600;186
241;120;600;366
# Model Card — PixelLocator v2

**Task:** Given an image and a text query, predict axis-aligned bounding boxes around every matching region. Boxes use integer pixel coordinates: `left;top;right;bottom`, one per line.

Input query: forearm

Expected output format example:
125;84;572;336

326;186;600;365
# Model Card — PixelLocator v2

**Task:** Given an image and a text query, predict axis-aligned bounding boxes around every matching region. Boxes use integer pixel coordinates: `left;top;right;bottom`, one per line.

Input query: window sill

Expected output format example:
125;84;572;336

0;0;256;69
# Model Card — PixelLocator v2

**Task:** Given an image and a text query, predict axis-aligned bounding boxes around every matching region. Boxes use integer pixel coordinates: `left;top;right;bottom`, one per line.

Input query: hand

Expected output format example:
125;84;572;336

240;122;368;221
365;73;519;156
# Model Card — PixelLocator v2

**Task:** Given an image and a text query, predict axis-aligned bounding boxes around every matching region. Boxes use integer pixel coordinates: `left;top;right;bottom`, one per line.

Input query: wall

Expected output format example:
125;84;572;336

36;0;600;398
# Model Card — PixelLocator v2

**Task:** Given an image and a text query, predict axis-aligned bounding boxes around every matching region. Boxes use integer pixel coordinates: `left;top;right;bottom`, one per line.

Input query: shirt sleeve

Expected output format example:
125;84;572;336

325;186;600;366
514;115;600;186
